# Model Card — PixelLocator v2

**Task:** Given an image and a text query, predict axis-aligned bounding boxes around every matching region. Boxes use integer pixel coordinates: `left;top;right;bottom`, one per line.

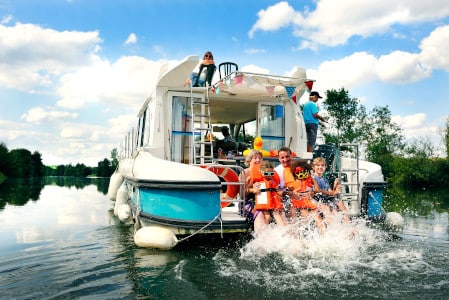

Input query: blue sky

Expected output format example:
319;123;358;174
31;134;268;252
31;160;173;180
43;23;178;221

1;0;449;166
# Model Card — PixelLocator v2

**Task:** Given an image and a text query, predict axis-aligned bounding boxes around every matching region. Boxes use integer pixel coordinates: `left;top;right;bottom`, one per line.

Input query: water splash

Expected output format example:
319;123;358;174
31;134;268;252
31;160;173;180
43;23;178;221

213;212;427;295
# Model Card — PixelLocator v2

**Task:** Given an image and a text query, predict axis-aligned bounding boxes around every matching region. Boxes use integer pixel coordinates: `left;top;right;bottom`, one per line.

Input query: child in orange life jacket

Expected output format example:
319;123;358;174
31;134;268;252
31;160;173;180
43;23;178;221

254;160;288;227
240;150;266;233
284;160;325;231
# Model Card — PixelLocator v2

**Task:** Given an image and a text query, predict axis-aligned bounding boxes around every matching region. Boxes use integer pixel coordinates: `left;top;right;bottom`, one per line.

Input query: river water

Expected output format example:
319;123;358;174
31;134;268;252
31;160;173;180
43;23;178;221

0;178;448;299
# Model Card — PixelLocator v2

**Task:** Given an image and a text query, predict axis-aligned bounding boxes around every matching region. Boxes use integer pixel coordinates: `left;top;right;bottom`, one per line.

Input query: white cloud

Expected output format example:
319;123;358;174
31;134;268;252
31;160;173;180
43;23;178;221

419;25;449;72
308;52;378;91
392;113;426;129
376;51;430;83
1;15;13;24
0;23;102;91
249;0;449;48
125;33;137;45
248;1;298;38
21;107;78;123
244;48;266;54
240;64;269;74
56;56;163;111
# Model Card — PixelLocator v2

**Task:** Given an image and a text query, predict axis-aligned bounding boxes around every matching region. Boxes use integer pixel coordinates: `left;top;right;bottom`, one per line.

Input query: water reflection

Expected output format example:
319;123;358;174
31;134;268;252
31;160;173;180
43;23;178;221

0;177;109;209
0;179;112;254
0;178;44;208
1;179;448;299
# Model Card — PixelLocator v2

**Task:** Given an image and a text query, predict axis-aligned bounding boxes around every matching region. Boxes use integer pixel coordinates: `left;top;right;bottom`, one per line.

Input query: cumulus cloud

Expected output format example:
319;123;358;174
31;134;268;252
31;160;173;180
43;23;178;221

308;52;378;90
249;0;449;48
419;25;449;72
248;1;298;38
125;33;137;45
0;22;102;91
1;15;13;24
376;51;431;83
392;113;426;129
240;64;269;74
56;56;163;111
21;107;78;123
244;48;266;54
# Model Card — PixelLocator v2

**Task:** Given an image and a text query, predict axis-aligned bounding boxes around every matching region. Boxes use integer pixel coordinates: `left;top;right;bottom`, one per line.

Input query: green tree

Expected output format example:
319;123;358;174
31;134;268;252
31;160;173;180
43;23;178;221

445;117;449;158
111;148;119;169
360;106;404;178
97;158;114;177
321;88;367;145
0;142;11;176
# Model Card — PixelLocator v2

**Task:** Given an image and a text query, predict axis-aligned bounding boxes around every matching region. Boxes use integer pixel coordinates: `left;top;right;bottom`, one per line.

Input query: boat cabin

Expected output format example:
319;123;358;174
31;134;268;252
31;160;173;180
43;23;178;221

120;55;314;165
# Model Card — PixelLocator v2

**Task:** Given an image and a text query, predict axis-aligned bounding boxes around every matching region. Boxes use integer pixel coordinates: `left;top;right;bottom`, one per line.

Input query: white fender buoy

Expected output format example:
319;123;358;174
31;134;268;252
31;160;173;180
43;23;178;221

384;212;404;231
134;226;178;250
114;183;128;217
117;204;131;222
108;171;123;201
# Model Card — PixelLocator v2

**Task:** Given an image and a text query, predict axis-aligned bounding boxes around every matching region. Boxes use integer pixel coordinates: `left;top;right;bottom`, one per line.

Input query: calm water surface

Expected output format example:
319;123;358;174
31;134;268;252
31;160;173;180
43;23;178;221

0;178;448;300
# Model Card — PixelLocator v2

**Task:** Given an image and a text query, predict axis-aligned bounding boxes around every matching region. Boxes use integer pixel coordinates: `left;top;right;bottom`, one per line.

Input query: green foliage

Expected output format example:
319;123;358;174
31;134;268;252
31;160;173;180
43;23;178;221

321;88;406;179
111;148;119;169
445;117;449;158
322;88;367;144
97;158;115;177
0;141;114;180
390;138;449;188
0;147;44;179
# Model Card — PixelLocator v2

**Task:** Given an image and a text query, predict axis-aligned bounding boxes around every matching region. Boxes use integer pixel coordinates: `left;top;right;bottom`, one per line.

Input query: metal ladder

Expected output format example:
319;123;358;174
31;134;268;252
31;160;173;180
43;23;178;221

338;143;361;214
190;86;214;164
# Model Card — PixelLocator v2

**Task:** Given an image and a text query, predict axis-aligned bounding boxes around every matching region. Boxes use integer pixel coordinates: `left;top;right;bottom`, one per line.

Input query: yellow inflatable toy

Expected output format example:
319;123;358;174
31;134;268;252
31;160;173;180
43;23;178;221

243;136;271;157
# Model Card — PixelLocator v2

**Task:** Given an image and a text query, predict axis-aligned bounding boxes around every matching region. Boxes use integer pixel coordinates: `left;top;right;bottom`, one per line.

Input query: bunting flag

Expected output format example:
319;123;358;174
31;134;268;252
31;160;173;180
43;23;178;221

285;86;296;98
215;85;220;96
265;85;275;97
210;85;216;94
291;94;297;103
225;77;231;87
234;74;243;85
305;80;314;92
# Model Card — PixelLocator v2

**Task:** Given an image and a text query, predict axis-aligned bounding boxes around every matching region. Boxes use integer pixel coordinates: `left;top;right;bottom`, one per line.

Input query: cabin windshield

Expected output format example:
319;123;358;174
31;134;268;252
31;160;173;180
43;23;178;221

170;92;286;164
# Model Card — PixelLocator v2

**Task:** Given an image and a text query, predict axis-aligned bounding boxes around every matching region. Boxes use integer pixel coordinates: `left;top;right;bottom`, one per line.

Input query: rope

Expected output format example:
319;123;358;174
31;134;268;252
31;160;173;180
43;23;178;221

176;213;222;243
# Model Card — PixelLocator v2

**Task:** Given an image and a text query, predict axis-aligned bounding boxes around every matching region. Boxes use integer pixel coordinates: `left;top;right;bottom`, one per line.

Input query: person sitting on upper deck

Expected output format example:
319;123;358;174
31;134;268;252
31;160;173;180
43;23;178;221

184;51;216;87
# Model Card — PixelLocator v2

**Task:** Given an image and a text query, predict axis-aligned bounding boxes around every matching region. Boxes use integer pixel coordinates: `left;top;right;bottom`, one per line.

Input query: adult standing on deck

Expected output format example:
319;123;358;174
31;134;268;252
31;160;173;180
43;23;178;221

303;91;326;152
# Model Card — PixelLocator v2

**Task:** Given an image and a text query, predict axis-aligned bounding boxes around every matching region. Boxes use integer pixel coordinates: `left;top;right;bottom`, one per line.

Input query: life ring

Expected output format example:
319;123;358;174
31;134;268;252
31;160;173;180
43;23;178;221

204;166;240;208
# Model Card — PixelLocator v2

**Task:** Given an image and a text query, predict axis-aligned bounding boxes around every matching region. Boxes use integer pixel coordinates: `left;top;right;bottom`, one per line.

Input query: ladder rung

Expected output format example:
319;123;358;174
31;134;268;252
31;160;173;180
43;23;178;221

192;101;209;105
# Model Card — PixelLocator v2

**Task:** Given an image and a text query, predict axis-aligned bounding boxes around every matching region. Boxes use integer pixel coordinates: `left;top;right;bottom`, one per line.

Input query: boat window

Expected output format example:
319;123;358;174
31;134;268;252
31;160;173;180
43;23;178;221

259;104;285;151
142;100;154;146
171;95;193;163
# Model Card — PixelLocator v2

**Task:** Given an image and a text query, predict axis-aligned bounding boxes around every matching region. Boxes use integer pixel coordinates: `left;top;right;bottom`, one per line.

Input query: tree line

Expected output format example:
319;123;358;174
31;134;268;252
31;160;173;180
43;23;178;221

320;88;449;188
0;142;118;183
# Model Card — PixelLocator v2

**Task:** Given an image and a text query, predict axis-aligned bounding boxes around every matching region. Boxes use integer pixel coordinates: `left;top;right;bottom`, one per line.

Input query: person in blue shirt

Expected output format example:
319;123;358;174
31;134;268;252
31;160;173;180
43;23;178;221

303;91;326;152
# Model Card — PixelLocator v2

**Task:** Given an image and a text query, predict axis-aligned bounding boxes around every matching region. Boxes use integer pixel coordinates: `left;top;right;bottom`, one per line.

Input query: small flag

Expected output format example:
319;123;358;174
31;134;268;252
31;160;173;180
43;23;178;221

234;74;243;85
305;80;314;92
285;86;296;98
266;85;275;97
